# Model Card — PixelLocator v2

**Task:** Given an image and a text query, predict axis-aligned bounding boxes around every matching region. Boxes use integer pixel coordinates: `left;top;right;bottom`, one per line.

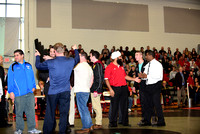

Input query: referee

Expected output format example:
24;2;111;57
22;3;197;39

138;50;166;127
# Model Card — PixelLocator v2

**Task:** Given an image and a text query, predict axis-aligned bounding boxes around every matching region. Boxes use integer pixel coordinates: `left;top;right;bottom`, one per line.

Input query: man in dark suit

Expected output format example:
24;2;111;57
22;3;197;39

134;51;148;125
175;66;186;107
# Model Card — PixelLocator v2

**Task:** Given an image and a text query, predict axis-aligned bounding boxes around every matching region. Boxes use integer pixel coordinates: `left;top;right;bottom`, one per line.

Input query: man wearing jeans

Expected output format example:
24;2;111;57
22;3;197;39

74;52;94;133
8;49;41;134
35;43;79;134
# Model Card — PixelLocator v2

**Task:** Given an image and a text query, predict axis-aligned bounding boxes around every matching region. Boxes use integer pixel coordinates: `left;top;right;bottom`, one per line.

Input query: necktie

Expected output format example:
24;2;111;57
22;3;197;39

147;62;151;75
146;62;150;85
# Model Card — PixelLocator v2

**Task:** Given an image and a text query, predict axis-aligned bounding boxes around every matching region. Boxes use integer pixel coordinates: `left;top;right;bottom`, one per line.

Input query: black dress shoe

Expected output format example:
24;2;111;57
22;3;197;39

66;126;72;133
109;124;117;127
152;122;166;127
0;123;12;128
123;124;131;127
118;122;122;125
138;121;151;127
70;125;75;128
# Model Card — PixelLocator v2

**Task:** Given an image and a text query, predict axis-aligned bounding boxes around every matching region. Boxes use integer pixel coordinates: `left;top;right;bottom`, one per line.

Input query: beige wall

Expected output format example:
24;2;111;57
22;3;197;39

24;0;200;66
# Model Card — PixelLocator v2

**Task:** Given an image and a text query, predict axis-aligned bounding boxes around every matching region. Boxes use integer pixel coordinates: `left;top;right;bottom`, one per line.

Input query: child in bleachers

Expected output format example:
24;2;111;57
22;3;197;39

161;81;173;106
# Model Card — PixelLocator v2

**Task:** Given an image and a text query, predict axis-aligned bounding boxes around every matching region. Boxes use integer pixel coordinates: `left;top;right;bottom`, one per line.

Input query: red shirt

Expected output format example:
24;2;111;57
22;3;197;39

178;59;184;67
184;61;190;71
187;76;194;87
104;62;127;86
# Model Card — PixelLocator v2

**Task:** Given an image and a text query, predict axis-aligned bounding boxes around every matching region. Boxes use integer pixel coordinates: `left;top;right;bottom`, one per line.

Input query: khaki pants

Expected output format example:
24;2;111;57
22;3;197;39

69;87;75;125
177;86;186;106
91;93;102;125
8;99;14;114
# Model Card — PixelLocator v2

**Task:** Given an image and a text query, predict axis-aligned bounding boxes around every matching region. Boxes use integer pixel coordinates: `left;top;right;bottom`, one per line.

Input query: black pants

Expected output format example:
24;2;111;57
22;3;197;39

109;86;129;125
139;81;146;118
0;95;8;126
143;81;165;123
139;88;145;118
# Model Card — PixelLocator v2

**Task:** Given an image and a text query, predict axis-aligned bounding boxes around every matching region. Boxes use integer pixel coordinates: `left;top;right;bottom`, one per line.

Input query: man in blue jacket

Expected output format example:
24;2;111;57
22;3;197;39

35;43;79;134
8;49;41;134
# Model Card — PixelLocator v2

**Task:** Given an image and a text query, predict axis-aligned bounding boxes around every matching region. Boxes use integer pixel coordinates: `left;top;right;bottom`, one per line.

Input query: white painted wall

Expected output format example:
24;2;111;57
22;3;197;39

24;0;200;66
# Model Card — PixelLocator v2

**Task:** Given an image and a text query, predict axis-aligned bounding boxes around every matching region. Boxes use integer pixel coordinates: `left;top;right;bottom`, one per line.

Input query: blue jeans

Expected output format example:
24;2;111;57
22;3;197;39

128;97;133;109
76;92;93;129
43;91;70;134
14;93;35;131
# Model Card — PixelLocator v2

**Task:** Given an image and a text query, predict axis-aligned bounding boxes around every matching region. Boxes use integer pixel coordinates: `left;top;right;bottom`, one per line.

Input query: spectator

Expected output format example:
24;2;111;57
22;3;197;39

129;58;136;67
145;46;150;54
184;58;190;71
161;81;173;106
190;58;196;69
124;46;130;57
101;60;107;68
159;46;166;55
101;53;109;64
175;66;186;107
78;44;83;53
169;66;177;86
194;82;200;104
187;71;195;100
125;64;131;73
154;50;160;61
178;56;184;67
37;81;45;117
167;47;172;55
101;45;109;56
64;45;69;53
119;46;123;52
130;47;136;59
127;82;134;112
185;48;190;57
171;57;176;67
191;48;197;60
174;48;182;58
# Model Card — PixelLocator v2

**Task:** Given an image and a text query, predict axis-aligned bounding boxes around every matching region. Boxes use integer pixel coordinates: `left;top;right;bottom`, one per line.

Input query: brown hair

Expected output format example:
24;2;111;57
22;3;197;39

54;43;64;53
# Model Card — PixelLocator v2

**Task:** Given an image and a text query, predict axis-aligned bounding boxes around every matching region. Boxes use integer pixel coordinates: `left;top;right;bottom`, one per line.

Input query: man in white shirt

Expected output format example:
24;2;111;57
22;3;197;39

74;52;94;133
139;50;165;127
169;66;177;86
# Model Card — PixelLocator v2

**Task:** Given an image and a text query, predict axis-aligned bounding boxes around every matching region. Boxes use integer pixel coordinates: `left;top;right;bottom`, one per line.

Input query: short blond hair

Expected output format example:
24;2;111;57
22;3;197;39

54;43;64;53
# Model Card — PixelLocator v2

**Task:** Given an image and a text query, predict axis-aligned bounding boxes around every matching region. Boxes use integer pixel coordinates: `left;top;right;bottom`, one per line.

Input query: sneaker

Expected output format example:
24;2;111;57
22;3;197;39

14;129;23;134
28;128;42;134
128;108;131;112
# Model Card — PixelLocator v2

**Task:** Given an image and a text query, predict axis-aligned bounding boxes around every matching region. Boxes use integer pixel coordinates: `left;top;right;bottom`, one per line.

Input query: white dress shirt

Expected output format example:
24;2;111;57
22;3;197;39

144;59;163;85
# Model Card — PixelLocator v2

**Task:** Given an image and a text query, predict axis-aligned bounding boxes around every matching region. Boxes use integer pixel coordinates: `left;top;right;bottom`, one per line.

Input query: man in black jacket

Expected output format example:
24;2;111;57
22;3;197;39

0;55;12;128
90;50;104;129
134;51;149;126
175;66;186;107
